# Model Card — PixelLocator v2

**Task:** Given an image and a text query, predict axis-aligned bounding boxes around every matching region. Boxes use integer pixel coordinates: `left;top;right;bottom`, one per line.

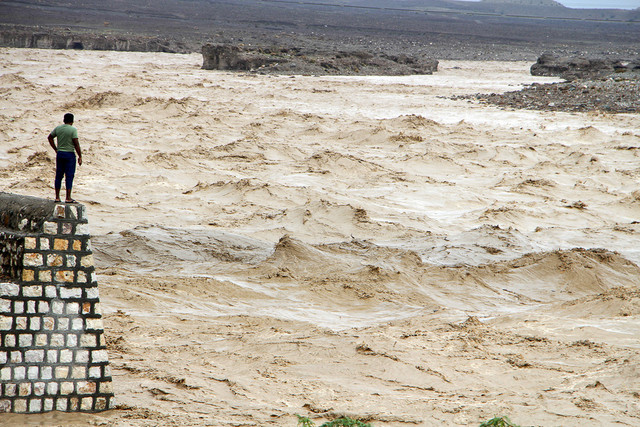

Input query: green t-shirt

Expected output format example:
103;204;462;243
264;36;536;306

51;124;78;152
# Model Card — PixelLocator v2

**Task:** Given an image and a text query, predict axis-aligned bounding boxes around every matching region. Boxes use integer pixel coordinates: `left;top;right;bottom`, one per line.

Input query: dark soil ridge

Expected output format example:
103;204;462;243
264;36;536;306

455;77;640;114
201;43;439;76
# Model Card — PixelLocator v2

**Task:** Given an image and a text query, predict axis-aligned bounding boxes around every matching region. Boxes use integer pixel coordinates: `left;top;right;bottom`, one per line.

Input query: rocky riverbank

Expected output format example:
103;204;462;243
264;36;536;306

456;54;640;114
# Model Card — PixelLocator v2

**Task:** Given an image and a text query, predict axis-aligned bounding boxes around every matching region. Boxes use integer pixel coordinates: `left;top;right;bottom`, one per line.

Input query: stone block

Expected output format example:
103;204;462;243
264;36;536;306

4;383;16;397
18;383;31;396
23;253;43;267
82;302;91;314
1;282;19;297
38;301;50;313
80;333;97;347
72;318;84;330
60;382;74;395
60;287;81;299
72;366;86;379
76;349;89;363
43;221;58;235
55;366;69;379
86;287;99;299
43;317;55;330
66;302;80;314
99;381;113;394
56;398;68;411
39;268;53;282
66;254;76;267
33;382;45;396
73;239;82;251
40;366;52;380
76;223;90;235
35;334;48;346
18;334;32;347
0;367;10;381
13;301;24;313
44;284;56;296
0;351;6;364
0;316;12;330
22;285;42;297
81;397;93;410
14;367;25;380
52;301;64;314
29;317;40;330
89;366;101;378
77;271;87;283
91;349;109;363
62;223;73;234
55;270;74;283
47;254;63;267
47;349;58;363
0;299;10;313
27;301;36;313
0;399;10;412
10;351;22;363
47;382;58;395
68;205;78;219
54;238;69;251
28;366;39;379
54;204;66;218
80;254;94;268
28;399;42;413
16;317;27;329
13;399;27;413
25;349;44;363
60;349;73;363
57;317;69;330
4;334;15;346
86;318;103;330
69;397;78;411
95;397;107;411
66;334;77;347
21;269;34;282
39;237;50;250
43;398;53;411
50;334;64;347
24;237;37;250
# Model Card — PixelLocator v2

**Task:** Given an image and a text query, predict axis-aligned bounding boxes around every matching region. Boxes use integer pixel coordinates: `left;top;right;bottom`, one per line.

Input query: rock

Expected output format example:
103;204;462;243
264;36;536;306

201;44;438;76
201;44;282;71
530;54;640;81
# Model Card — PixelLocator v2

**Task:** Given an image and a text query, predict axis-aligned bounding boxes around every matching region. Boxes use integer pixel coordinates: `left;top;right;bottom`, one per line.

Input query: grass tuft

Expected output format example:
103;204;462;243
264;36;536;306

479;415;520;427
296;414;373;427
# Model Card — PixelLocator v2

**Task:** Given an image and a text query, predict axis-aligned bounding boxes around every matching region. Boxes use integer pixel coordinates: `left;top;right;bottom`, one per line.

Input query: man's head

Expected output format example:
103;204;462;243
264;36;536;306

64;113;74;124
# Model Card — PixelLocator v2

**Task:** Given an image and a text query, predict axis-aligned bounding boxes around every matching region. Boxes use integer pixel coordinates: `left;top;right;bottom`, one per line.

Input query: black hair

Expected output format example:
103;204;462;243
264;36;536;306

64;113;74;124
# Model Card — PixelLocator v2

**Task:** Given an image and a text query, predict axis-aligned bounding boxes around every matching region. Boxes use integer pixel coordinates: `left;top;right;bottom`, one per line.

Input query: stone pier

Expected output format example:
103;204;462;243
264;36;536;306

0;192;114;413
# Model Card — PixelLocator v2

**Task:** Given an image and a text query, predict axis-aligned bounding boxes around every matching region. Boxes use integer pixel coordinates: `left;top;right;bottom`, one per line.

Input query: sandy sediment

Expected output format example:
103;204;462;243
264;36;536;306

1;48;640;426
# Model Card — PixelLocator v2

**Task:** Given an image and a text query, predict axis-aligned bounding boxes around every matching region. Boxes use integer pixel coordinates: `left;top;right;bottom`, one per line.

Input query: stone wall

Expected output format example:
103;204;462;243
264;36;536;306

0;192;114;413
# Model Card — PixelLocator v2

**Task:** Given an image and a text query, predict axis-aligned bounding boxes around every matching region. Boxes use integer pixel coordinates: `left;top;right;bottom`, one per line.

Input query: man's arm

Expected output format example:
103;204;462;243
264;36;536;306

73;138;82;166
48;134;57;152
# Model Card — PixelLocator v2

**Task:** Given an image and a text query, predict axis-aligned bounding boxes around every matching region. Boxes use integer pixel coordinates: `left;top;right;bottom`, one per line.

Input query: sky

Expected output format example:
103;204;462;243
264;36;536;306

464;0;639;9
556;0;639;9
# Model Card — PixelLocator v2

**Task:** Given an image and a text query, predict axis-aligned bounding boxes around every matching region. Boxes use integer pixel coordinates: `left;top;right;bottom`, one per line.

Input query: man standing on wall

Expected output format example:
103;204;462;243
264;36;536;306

48;113;82;203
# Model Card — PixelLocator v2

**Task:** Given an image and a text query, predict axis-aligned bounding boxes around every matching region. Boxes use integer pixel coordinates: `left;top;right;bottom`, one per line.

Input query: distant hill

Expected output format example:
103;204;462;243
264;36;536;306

482;0;564;7
0;0;637;60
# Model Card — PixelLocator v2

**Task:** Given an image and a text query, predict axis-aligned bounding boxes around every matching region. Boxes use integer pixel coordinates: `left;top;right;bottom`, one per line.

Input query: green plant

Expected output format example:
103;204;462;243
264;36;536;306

296;414;315;427
296;414;372;427
479;416;520;427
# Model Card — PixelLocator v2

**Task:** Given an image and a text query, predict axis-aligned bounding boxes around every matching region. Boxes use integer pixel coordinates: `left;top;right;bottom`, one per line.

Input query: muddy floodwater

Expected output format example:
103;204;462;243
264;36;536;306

1;48;640;426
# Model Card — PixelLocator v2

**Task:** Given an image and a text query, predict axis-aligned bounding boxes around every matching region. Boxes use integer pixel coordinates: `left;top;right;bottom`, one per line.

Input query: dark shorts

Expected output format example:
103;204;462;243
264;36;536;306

55;151;76;189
